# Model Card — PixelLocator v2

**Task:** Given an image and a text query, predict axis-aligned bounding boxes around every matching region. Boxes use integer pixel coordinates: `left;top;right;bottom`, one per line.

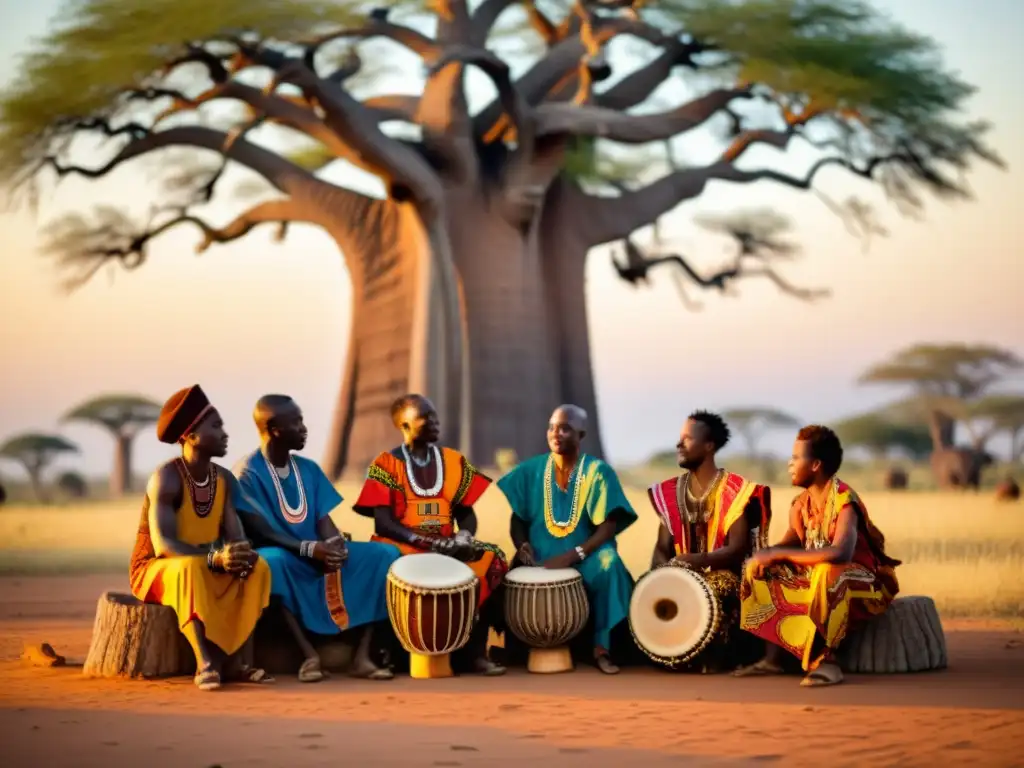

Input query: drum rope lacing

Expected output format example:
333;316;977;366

543;454;587;538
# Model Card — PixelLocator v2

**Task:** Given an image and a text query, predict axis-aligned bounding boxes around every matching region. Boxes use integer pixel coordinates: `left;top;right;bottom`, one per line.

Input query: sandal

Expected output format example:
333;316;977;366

733;659;784;678
234;666;275;684
595;654;620;675
194;669;222;691
800;663;843;687
298;657;325;683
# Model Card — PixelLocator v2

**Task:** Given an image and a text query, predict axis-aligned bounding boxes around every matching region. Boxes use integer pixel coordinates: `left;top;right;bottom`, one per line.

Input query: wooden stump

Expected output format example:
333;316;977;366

251;603;357;675
838;595;947;674
82;592;195;679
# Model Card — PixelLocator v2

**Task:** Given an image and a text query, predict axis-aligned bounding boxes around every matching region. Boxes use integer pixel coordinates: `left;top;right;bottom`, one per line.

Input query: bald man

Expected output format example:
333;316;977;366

497;405;638;674
234;395;400;682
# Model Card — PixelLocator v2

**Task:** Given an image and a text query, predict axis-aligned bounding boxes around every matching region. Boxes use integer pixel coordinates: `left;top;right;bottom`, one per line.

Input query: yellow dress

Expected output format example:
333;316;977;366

130;463;271;656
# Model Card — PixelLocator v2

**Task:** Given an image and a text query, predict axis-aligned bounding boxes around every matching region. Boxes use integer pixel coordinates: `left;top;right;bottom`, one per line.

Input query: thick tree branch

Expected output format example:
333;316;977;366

434;0;474;44
470;0;518;46
582;152;912;246
535;86;752;141
42;125;316;195
594;39;699;110
304;19;441;69
363;94;422;123
47;199;313;291
267;61;445;218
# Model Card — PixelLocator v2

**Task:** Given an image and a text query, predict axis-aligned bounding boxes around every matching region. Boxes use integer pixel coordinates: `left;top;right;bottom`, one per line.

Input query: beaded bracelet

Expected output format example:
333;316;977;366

299;540;316;558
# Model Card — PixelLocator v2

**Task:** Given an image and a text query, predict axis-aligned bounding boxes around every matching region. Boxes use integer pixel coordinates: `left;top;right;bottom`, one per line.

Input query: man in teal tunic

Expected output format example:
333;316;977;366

497;404;637;674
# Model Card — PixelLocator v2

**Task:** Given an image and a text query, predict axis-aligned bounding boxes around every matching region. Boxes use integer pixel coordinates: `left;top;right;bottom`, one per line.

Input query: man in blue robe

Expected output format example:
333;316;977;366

497;404;637;674
234;395;400;682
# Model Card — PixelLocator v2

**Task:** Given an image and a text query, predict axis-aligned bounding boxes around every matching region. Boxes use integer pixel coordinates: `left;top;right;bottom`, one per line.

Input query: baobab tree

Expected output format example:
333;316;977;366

0;433;79;503
62;394;162;497
0;1;1000;478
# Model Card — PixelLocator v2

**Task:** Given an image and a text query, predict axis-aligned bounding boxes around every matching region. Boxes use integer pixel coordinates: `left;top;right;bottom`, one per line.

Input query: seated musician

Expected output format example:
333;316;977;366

497;404;637;675
234;395;399;683
647;410;772;670
129;385;272;691
735;425;901;687
352;394;508;676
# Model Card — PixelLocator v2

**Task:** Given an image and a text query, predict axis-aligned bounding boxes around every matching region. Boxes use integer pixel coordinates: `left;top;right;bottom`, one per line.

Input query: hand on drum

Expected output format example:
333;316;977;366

516;543;537;567
541;551;580;570
745;549;776;578
668;555;696;570
434;536;475;562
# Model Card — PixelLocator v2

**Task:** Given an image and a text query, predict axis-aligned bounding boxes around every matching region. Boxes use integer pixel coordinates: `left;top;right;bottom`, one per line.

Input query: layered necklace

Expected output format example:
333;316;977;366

543;454;586;538
805;476;839;549
263;452;307;525
681;469;724;525
179;458;216;518
402;444;443;497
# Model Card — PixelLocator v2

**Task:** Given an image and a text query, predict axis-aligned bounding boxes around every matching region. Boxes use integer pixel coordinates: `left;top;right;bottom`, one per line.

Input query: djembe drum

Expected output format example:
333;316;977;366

386;553;479;679
503;566;590;674
628;563;739;670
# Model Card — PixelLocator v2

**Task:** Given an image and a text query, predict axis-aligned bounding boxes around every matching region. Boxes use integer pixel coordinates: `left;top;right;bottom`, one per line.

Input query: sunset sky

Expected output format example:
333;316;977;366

0;0;1021;481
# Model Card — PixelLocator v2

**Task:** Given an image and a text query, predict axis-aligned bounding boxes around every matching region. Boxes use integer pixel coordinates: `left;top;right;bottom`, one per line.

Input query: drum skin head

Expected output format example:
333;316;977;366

389;552;475;589
629;567;714;660
505;566;580;585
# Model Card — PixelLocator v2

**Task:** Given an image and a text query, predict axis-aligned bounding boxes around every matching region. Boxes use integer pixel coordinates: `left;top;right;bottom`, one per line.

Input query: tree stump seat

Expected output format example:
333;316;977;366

82;592;195;679
837;595;948;674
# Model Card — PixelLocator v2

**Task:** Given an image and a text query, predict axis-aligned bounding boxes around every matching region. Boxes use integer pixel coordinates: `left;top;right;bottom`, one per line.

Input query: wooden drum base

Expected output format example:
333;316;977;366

410;652;454;680
527;645;574;674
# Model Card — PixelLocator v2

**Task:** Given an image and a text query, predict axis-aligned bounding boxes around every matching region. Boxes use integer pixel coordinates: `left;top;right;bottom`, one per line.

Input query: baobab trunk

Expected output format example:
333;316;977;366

110;432;132;497
322;195;567;478
538;180;607;460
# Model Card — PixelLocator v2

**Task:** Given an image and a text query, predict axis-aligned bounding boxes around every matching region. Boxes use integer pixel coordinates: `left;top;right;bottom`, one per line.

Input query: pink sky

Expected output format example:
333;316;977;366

0;0;1021;480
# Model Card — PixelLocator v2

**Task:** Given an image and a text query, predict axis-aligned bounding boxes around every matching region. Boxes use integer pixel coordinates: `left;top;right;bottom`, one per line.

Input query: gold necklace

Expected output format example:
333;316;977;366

806;477;838;549
682;469;723;524
543;454;586;538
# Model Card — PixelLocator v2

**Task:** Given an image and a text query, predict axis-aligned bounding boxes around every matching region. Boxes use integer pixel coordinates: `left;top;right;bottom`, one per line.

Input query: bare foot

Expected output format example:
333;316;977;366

800;662;843;687
349;659;394;680
595;654;620;675
298;657;324;683
733;658;784;677
473;656;507;677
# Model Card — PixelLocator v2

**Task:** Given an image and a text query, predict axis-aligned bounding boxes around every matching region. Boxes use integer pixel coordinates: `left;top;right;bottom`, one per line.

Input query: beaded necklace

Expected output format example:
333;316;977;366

264;452;307;525
179;458;216;518
402;444;443;497
804;476;839;549
543;454;586;538
681;469;724;524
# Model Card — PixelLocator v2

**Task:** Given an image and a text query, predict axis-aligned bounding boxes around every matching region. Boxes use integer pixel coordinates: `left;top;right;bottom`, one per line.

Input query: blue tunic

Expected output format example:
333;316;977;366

234;449;400;636
496;453;637;650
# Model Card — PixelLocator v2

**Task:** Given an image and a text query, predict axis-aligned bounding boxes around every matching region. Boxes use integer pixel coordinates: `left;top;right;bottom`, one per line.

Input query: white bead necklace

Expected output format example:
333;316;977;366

402;444;443;497
263;452;307;524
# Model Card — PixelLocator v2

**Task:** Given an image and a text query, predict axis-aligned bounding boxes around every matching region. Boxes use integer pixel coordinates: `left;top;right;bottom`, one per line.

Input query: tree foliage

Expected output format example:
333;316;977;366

63;393;162;434
722;405;800;455
0;433;79;464
0;0;1000;284
833;411;931;461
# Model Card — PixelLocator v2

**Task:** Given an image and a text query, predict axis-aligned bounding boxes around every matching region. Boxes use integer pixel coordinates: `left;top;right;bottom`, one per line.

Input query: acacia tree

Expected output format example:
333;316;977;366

860;344;1022;451
63;394;162;497
721;406;800;458
0;0;999;478
833;411;931;461
0;433;79;503
968;394;1024;462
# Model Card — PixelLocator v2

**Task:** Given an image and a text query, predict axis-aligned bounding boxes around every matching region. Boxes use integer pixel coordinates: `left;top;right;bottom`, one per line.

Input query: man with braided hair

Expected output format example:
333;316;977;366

352;394;509;676
645;410;773;671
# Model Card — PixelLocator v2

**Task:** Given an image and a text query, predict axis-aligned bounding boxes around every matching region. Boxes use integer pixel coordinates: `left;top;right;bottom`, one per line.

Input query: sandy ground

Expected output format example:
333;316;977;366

0;575;1022;767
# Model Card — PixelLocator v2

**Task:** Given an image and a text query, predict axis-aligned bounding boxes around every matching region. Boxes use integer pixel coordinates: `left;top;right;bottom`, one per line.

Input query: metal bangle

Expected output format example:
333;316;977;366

575;545;586;562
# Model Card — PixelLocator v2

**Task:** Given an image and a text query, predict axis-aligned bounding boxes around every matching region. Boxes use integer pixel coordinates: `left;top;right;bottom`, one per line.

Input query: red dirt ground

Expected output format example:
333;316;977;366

1;574;1021;767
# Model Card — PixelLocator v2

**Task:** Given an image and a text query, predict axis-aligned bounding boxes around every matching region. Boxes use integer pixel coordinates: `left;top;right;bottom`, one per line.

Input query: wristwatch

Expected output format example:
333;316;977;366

574;545;585;562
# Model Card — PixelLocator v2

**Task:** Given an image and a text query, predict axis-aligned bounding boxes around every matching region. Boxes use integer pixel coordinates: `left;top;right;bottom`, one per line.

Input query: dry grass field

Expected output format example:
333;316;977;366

2;479;1021;620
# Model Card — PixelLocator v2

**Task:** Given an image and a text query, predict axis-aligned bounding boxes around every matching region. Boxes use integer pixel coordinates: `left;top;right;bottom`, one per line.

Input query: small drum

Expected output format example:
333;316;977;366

504;566;590;674
628;564;738;670
386;553;479;679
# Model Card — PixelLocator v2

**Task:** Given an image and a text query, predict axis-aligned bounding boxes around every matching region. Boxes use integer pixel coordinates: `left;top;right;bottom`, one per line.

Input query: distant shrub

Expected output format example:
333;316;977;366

56;471;88;499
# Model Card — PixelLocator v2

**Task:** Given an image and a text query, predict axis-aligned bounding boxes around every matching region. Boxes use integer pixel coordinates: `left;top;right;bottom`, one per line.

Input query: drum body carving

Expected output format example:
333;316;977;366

504;566;590;674
628;564;739;670
386;553;479;679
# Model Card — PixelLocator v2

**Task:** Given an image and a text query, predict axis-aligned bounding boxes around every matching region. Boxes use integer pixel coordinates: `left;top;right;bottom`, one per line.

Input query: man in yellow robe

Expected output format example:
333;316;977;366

130;384;272;691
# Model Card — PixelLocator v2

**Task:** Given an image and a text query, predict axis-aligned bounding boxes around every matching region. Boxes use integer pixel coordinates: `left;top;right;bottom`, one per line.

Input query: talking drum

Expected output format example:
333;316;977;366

504;566;590;674
386;553;479;679
628;564;738;670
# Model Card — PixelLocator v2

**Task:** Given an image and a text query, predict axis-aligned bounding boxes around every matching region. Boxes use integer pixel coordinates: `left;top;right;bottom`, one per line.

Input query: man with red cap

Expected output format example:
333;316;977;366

130;384;273;691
